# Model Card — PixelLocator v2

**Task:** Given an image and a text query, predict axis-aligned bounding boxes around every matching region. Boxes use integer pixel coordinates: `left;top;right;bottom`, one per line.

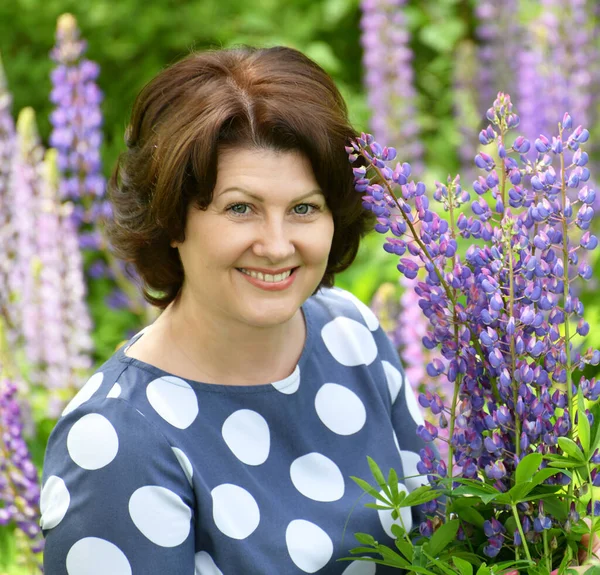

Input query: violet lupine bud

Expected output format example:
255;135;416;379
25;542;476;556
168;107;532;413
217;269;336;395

0;377;44;564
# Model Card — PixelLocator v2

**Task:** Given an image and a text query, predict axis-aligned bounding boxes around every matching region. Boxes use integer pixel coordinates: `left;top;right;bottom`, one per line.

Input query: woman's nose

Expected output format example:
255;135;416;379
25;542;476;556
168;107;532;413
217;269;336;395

252;219;296;262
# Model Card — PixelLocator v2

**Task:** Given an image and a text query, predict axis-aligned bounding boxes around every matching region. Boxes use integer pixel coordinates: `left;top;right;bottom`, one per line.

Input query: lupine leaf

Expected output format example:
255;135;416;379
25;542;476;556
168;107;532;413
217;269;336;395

350;476;389;502
452;557;473;575
367;457;389;490
515;452;543;483
475;564;491;575
393;534;413;560
426;518;459;557
558;437;586;462
388;467;399;501
452;485;498;504
578;387;591;455
421;549;460;575
354;532;377;546
401;485;439;507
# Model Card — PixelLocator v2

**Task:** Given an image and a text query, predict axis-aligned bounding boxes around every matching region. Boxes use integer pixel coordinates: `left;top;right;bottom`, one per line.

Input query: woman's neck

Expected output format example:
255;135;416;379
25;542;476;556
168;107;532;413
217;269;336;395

147;294;306;386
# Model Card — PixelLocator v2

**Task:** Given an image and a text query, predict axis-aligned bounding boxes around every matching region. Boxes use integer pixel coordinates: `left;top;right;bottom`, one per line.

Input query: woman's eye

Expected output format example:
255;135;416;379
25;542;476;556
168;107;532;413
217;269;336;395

293;203;318;215
229;203;249;215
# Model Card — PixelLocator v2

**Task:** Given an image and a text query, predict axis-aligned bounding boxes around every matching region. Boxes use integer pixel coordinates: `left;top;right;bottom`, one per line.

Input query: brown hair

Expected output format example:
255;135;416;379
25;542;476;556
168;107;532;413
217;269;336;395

106;45;373;308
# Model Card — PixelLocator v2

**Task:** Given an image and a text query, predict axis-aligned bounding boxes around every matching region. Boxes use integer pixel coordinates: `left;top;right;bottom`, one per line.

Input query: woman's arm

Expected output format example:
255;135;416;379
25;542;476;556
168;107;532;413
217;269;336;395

41;396;196;575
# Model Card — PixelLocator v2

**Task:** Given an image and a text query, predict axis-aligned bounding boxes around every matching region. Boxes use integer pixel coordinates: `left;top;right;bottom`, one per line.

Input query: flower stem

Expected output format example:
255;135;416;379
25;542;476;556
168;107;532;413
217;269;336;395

559;142;575;508
543;530;551;571
511;504;533;563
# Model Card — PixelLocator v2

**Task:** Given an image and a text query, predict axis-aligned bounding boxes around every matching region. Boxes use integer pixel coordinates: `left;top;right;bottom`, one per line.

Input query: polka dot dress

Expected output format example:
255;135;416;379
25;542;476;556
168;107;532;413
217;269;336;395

41;288;429;574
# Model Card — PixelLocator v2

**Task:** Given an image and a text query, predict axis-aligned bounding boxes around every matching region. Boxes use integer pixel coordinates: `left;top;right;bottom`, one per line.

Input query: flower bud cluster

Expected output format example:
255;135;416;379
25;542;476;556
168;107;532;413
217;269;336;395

360;0;423;172
50;14;107;245
348;91;599;560
0;377;44;565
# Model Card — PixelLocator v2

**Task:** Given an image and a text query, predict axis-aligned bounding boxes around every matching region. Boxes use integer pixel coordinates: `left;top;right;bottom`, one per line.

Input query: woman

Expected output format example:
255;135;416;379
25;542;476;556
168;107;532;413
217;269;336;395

39;45;429;574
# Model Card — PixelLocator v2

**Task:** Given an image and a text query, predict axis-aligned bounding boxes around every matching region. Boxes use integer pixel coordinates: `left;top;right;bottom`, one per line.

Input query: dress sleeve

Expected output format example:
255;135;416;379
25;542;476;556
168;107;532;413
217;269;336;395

41;397;196;575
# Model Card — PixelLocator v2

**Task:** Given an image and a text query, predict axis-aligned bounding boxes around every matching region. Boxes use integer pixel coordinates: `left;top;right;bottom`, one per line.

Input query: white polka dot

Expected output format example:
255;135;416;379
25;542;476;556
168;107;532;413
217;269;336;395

222;410;270;466
67;414;119;470
333;288;380;331
290;453;345;502
172;447;193;486
399;450;429;491
382;361;403;404
107;383;121;399
321;317;378;366
286;519;333;573
146;376;199;429
377;485;412;538
40;475;70;530
212;484;260;540
342;559;377;574
129;486;191;547
315;383;366;435
405;377;425;425
62;372;104;416
272;365;301;394
66;537;132;575
195;551;224;575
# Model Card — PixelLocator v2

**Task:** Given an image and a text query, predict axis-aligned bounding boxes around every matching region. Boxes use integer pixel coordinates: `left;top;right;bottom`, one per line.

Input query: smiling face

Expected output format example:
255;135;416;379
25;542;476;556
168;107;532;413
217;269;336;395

174;146;335;330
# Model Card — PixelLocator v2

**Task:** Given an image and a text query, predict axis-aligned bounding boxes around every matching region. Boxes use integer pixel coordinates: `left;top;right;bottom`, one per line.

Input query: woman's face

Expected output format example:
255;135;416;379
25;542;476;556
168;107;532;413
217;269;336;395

174;146;334;329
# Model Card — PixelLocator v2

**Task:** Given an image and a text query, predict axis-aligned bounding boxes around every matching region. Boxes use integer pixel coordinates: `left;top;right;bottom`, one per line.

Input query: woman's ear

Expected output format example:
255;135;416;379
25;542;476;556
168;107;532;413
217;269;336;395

170;239;179;248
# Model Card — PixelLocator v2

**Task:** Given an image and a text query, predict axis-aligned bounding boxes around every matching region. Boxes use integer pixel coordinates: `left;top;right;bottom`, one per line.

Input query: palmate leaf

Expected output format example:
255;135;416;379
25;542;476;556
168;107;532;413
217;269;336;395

401;485;440;507
350;476;389;503
367;457;389;492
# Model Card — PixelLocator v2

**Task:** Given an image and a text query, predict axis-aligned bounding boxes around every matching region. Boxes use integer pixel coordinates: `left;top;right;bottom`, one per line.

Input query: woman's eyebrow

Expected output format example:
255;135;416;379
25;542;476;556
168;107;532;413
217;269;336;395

218;187;324;202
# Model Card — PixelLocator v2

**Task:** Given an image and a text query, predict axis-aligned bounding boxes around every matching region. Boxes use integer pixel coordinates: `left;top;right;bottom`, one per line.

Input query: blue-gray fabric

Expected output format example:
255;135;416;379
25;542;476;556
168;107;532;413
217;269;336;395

42;287;429;574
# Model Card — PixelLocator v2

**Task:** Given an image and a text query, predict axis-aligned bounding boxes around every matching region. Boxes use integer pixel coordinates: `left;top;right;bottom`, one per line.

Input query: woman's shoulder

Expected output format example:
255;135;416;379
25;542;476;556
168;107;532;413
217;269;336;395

307;286;381;332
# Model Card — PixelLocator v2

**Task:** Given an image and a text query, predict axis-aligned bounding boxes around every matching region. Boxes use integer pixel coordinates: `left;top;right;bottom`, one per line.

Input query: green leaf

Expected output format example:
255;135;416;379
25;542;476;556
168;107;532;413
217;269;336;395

516;452;543;484
388;467;399;501
427;519;460;557
558;437;586;462
401;485;440;507
354;532;377;546
475;563;491;575
452;485;498;504
394;535;413;560
578;387;591;455
454;506;486;528
367;457;389;491
421;549;460;575
350;476;389;502
452;556;473;575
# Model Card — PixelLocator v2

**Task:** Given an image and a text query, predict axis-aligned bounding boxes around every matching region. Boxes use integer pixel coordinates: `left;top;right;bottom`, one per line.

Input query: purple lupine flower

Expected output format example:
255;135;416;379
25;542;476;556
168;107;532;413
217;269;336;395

0;377;44;565
9;109;45;380
8;109;93;416
348;91;600;560
0;52;16;328
41;151;94;417
475;0;521;116
360;0;423;173
50;14;105;233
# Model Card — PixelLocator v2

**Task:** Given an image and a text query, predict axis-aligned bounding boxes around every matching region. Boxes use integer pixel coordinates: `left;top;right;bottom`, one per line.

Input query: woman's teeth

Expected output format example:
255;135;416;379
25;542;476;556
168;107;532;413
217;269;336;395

239;268;294;283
